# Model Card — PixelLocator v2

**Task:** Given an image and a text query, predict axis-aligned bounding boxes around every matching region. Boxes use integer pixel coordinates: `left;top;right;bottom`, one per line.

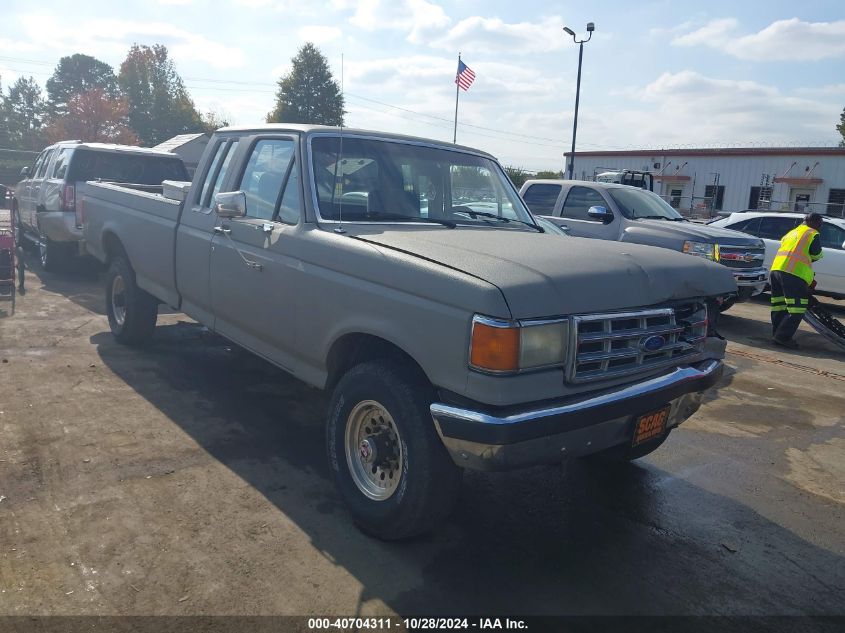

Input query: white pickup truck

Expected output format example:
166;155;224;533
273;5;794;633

81;124;735;539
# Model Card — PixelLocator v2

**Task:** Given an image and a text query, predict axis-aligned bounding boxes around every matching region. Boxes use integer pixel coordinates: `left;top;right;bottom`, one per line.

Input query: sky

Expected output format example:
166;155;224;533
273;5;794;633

0;0;843;171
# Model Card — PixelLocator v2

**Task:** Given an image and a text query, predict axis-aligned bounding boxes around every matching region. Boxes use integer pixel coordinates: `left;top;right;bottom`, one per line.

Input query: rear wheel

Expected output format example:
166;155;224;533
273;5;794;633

327;360;462;540
105;255;158;346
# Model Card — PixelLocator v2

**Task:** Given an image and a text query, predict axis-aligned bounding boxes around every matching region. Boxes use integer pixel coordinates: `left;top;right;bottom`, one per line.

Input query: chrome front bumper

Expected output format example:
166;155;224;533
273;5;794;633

430;359;723;471
729;266;768;295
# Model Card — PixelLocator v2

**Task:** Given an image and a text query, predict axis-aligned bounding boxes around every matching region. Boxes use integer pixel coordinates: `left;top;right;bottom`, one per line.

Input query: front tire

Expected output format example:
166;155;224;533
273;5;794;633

327;360;462;540
105;256;158;346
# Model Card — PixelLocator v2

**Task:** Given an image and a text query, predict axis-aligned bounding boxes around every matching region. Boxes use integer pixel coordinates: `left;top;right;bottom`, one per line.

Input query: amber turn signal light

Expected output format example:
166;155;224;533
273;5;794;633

470;320;520;372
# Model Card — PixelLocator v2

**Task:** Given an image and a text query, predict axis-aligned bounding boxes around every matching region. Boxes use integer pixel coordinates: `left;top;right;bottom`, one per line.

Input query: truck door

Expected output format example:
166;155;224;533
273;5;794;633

20;150;47;229
209;136;302;369
555;185;619;240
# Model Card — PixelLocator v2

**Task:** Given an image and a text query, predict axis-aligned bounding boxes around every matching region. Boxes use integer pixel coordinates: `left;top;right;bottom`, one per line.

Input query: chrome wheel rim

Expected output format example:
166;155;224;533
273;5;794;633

111;275;126;326
345;400;403;501
39;242;48;267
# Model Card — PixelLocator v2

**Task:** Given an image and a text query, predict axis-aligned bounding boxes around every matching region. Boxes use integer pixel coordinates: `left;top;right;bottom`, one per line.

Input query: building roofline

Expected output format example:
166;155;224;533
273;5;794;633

565;147;845;158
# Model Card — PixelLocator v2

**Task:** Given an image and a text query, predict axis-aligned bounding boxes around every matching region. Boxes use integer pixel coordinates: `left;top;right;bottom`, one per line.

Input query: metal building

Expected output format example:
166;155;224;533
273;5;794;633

154;133;210;178
564;147;845;217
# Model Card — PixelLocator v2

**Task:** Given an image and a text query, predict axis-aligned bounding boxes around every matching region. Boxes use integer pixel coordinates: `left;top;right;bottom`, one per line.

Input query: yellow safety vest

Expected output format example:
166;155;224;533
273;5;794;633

770;224;820;285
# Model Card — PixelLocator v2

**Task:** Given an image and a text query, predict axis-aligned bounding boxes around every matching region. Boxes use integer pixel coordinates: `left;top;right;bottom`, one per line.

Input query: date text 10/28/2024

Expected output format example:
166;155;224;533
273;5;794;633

308;618;529;630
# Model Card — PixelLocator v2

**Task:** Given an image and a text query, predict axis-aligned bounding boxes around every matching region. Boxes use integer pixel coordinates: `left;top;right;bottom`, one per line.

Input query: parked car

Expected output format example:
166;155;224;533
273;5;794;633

709;212;845;299
13;141;188;270
520;179;767;310
82;124;735;539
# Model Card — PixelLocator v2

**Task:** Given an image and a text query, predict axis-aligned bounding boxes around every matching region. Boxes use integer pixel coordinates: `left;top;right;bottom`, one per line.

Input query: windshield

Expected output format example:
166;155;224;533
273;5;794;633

311;136;535;227
608;187;684;221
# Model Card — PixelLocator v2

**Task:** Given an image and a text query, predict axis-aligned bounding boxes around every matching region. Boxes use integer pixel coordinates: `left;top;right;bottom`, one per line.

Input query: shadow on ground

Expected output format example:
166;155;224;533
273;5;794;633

92;322;844;617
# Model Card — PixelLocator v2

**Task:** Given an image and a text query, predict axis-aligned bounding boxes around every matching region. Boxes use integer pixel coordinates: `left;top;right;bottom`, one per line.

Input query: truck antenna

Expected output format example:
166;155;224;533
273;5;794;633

334;52;346;234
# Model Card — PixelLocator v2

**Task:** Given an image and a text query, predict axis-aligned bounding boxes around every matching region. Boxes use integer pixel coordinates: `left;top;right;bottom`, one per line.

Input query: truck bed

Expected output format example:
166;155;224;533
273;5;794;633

83;181;183;307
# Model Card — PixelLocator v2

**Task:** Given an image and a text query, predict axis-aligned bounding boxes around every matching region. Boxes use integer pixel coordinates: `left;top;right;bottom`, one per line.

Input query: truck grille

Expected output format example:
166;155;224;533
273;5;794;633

718;245;766;270
567;302;708;383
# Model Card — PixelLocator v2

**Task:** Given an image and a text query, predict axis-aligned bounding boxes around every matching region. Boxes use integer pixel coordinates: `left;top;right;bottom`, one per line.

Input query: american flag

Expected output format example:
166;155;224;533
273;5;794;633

455;60;476;91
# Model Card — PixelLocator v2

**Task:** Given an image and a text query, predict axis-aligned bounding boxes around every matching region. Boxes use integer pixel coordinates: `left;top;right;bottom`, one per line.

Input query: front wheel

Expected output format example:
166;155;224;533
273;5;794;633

327;360;462;540
105;256;158;346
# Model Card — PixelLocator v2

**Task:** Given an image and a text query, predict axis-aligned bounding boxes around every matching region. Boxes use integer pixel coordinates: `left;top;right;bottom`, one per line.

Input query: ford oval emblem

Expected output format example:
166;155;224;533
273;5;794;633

640;335;666;352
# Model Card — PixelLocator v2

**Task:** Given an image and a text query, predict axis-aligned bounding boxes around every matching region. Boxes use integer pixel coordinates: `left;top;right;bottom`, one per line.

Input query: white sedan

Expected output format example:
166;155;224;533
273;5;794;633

709;212;845;299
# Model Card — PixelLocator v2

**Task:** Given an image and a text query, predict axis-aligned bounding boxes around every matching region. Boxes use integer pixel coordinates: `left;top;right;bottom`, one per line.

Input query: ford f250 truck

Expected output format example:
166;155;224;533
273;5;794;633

520;179;768;311
82;125;735;540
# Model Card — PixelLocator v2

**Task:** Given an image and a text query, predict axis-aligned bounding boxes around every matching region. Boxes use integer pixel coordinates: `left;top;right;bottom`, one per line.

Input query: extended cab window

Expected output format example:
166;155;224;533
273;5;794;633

560;186;607;221
197;141;228;207
522;184;561;215
209;140;239;204
67;150;188;185
239;139;295;220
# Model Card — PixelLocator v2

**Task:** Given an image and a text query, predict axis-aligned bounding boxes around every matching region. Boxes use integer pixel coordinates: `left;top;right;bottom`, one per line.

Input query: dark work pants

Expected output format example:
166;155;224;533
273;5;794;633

770;270;810;341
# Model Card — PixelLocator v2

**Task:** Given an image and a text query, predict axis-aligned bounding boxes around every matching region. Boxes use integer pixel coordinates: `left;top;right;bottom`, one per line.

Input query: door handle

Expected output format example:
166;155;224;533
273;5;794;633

213;226;231;235
261;222;274;234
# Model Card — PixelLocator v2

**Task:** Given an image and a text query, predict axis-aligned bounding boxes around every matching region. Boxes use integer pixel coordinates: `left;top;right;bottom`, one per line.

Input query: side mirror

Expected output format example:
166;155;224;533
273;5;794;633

587;205;612;224
214;191;246;219
20;166;30;178
841;240;845;250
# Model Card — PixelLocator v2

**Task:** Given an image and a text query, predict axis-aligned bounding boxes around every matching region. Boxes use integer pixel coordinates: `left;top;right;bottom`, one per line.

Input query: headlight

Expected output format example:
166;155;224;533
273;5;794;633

469;315;568;373
682;241;719;261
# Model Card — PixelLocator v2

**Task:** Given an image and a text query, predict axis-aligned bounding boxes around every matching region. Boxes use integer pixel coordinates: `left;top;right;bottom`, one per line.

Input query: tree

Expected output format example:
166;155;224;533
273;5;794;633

46;54;119;119
43;89;138;145
504;166;529;188
838;106;845;147
535;170;564;179
6;77;46;150
118;44;204;145
200;108;231;133
267;43;344;125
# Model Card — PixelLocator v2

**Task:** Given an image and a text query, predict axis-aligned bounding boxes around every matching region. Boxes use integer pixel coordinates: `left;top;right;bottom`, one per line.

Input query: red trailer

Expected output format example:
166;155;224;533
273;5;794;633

0;204;22;315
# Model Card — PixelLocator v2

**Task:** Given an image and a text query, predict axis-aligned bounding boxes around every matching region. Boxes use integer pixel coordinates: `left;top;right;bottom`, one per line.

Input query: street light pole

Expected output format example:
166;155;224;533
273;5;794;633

564;23;594;181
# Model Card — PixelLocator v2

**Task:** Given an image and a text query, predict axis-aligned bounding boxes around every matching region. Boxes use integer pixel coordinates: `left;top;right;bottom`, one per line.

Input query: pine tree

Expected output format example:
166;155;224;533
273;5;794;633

6;77;46;150
267;43;344;126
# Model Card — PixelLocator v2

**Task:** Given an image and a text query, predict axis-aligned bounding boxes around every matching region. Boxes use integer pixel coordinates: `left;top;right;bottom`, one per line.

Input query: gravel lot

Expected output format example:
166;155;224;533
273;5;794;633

1;249;843;619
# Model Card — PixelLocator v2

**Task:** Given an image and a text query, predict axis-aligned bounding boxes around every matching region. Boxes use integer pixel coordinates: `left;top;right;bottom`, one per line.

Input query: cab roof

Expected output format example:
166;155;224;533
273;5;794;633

215;123;496;160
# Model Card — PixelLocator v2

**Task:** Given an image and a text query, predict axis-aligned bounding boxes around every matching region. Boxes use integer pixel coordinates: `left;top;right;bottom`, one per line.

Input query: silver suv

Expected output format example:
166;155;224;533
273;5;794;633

13;141;188;270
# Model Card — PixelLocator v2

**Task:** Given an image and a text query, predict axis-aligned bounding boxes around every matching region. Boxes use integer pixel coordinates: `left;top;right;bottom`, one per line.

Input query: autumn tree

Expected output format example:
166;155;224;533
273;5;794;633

43;89;138;144
46;54;119;119
267;43;344;125
118;44;204;145
5;77;46;150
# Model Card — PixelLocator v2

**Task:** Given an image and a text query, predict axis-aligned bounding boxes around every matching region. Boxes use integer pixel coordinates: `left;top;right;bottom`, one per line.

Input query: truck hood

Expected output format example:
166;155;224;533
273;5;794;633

350;227;737;319
629;219;762;246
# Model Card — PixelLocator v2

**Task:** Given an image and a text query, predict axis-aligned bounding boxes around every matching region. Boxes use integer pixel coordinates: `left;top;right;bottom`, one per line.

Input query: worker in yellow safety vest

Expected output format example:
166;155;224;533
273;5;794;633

769;212;824;349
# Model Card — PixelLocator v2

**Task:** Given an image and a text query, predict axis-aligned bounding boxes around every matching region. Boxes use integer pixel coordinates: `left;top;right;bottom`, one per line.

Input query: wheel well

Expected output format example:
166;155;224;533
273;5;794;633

102;232;126;264
326;333;430;391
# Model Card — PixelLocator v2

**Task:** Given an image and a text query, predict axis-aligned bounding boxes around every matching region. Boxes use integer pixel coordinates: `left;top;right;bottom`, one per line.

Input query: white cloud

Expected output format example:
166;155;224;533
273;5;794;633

12;13;246;69
334;0;451;44
157;0;194;5
431;16;567;55
673;18;845;61
602;70;839;147
298;25;343;44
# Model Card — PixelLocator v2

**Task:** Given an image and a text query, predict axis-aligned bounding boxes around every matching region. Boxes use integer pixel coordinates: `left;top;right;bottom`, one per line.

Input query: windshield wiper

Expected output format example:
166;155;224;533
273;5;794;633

356;211;456;228
457;209;542;231
636;215;674;220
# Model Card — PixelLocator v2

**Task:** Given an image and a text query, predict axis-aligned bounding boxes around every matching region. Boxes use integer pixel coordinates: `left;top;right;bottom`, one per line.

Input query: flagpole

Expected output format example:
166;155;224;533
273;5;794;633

453;52;460;143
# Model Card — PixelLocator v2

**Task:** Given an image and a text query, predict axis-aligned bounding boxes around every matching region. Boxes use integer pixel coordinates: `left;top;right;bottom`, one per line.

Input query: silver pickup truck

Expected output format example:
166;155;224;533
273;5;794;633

520;179;768;311
83;125;735;539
